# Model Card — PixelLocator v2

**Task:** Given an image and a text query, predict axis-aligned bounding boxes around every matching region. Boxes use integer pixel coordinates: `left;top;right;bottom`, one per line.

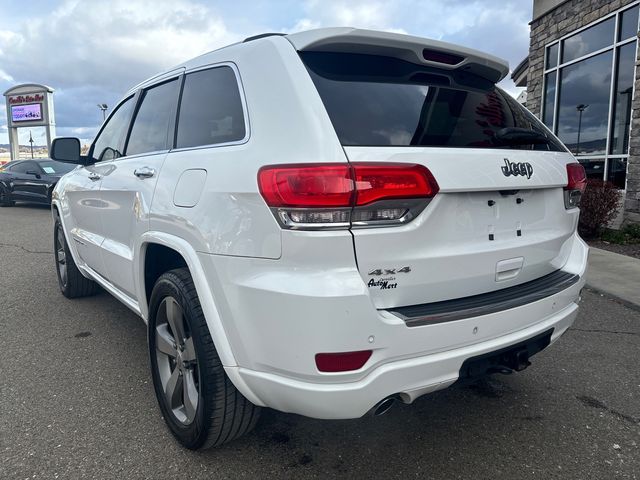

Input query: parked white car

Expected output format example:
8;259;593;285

50;28;588;450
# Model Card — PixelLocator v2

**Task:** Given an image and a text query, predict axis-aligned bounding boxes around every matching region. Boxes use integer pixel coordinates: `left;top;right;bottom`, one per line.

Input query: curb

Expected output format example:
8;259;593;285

583;285;640;313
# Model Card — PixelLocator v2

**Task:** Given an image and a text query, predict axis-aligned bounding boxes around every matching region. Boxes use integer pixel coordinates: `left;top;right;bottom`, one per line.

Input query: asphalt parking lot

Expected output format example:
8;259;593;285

1;204;639;479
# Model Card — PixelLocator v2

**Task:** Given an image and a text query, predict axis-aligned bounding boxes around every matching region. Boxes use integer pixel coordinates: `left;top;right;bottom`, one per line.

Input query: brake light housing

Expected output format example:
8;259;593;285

258;163;439;229
564;163;587;209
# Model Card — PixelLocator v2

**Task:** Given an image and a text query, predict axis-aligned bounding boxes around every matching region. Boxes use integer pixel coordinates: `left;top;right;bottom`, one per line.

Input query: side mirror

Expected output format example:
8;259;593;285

51;137;82;164
26;170;41;178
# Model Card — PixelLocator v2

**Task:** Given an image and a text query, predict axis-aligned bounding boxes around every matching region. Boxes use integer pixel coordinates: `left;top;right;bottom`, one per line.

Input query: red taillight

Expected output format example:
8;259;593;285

258;164;353;208
353;164;439;205
258;163;438;208
258;162;439;229
564;163;587;209
315;350;372;372
565;163;587;192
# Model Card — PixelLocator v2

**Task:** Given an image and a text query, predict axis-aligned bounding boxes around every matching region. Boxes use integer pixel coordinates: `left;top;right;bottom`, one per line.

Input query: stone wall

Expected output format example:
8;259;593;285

526;0;639;224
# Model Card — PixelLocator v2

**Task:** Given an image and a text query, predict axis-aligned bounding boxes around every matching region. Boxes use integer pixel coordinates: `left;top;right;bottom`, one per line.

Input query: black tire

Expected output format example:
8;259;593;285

148;268;260;450
53;214;100;298
0;184;14;207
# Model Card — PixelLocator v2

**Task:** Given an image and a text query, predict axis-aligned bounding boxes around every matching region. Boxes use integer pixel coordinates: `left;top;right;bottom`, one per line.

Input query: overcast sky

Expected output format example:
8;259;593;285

0;0;531;146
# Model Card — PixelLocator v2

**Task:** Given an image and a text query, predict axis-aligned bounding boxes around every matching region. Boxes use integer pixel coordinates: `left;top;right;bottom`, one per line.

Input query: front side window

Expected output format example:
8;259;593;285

176;66;246;149
126;78;180;156
91;96;135;162
302;51;564;151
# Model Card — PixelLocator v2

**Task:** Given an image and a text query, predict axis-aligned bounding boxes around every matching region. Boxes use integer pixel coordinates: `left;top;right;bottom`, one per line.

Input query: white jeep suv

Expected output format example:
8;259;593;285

50;28;588;450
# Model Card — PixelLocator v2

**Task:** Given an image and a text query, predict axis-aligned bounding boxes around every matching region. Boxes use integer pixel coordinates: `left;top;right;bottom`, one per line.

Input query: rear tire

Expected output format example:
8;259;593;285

0;185;14;207
148;268;260;450
53;215;100;298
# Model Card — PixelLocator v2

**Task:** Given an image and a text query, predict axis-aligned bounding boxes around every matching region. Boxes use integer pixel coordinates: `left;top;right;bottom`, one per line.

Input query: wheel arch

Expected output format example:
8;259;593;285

138;232;238;368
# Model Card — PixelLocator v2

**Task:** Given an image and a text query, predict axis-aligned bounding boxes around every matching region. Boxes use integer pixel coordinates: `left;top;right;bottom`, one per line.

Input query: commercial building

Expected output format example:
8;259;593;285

514;0;640;224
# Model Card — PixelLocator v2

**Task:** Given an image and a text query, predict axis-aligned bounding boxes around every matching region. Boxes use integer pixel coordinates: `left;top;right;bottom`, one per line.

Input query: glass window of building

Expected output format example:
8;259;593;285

542;4;639;189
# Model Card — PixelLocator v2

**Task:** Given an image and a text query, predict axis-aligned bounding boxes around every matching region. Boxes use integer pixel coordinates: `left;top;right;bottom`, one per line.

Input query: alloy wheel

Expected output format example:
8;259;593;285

155;297;199;425
56;227;68;287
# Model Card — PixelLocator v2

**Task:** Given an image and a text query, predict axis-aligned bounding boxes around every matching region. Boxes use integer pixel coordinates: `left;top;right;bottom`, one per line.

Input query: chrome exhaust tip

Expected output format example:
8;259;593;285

370;396;397;416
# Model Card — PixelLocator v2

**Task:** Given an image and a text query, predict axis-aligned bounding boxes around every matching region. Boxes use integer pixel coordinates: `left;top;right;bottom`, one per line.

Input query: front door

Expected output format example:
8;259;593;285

10;160;48;201
98;76;181;299
63;164;108;276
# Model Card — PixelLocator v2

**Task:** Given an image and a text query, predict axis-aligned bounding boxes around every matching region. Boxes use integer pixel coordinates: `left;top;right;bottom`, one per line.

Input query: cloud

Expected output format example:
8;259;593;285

0;0;241;144
0;0;530;145
0;0;238;92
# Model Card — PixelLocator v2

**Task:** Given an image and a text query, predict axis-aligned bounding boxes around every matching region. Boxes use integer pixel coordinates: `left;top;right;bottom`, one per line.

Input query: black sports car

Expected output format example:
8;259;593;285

0;159;77;207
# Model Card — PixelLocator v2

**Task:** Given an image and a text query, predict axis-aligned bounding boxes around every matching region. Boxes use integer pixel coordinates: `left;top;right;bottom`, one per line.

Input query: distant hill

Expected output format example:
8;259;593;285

0;143;48;149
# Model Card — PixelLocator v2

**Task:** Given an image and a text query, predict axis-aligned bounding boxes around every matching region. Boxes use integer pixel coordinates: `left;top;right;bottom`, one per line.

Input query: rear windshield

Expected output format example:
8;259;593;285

302;52;565;151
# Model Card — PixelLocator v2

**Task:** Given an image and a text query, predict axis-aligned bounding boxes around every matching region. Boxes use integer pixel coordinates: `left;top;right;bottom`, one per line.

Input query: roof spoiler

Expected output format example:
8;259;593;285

286;28;509;84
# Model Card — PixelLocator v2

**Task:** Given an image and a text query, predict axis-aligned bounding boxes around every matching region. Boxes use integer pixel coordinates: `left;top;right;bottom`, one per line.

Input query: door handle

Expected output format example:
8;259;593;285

134;167;156;179
88;173;102;181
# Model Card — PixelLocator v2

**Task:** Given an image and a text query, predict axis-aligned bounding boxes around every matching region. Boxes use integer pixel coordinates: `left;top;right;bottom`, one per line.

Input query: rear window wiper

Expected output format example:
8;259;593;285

493;127;550;146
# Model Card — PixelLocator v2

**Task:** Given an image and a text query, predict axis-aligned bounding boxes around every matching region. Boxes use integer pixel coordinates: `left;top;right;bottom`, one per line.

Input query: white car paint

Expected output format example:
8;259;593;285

53;28;588;419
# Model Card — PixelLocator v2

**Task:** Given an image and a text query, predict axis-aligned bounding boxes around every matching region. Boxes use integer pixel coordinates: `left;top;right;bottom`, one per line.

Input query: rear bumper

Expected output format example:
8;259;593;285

227;294;580;419
210;233;588;419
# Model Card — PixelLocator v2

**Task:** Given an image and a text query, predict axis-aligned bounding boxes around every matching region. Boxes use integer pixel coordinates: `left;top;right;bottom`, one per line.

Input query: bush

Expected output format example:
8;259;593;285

623;223;640;239
600;228;627;244
601;223;640;244
578;179;621;238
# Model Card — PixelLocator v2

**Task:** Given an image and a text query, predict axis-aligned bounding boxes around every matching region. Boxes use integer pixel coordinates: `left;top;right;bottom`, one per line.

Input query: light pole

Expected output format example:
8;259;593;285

575;104;589;155
97;103;108;122
28;130;34;159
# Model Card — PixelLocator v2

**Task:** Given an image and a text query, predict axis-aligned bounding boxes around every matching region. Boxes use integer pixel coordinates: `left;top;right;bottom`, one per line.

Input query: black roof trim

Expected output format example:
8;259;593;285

243;33;287;43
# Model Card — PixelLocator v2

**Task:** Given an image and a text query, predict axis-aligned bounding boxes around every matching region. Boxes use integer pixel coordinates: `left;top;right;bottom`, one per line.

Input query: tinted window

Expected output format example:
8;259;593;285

176;67;246;148
546;43;559;69
543;71;556;128
127;79;180;156
92;96;135;162
610;42;635;154
562;18;615;63
37;160;76;175
302;52;564;151
8;161;30;173
1;161;18;171
556;51;612;155
619;6;639;40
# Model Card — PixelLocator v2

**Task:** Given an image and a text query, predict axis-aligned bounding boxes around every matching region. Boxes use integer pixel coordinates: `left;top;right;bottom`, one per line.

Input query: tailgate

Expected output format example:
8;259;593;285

345;147;577;309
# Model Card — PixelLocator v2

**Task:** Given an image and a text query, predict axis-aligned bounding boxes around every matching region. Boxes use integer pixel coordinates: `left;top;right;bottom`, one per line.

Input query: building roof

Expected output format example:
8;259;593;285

3;83;54;96
511;57;529;87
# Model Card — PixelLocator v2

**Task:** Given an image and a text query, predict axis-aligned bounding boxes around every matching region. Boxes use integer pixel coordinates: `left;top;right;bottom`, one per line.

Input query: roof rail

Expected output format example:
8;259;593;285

243;33;287;43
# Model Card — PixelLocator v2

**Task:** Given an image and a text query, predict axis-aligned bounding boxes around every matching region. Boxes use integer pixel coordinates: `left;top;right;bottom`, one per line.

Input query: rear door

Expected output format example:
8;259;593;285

98;75;182;299
302;52;578;309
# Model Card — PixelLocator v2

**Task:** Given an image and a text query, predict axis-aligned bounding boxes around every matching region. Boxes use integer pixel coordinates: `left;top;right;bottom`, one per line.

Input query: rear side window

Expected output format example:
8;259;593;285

176;66;246;149
8;161;30;173
302;52;565;151
127;78;180;156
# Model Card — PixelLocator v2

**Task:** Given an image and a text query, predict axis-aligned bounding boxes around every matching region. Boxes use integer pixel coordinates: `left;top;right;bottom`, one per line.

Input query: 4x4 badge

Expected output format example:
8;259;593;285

368;266;411;276
501;158;533;179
